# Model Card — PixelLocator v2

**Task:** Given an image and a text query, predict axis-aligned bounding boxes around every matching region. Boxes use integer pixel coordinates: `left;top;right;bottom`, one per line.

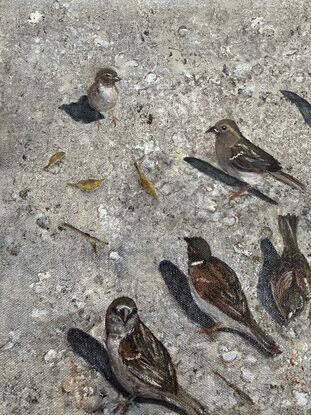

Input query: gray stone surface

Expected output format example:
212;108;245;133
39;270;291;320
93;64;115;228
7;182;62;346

1;0;310;414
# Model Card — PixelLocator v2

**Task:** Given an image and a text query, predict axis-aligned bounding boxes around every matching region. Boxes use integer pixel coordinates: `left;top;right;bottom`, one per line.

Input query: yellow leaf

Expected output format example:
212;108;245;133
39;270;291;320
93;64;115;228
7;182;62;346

44;151;65;170
68;178;105;191
134;162;158;199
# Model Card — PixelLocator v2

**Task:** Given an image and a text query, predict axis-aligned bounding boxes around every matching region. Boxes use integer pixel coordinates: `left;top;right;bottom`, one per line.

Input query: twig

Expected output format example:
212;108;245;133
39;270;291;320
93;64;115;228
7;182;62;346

60;222;108;253
211;369;255;405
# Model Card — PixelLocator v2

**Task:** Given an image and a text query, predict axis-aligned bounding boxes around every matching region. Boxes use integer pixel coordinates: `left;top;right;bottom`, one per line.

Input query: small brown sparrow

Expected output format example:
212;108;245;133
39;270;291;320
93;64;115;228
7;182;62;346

207;119;305;198
271;215;311;324
105;297;208;415
184;237;281;356
87;68;121;127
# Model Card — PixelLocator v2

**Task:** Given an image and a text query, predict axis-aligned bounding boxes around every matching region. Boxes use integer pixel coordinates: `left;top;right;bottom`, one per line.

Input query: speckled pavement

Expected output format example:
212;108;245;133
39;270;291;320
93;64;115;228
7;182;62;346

1;1;310;414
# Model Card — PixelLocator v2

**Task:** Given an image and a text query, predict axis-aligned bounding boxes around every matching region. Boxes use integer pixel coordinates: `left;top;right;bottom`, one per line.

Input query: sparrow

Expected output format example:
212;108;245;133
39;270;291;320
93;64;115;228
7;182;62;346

270;215;311;324
184;237;281;356
207;119;305;198
87;68;121;127
105;297;208;415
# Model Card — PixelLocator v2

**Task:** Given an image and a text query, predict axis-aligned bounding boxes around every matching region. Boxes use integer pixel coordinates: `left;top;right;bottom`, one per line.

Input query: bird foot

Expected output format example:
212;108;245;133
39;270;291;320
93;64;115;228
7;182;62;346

228;185;251;202
113;397;134;415
199;321;222;336
111;114;119;127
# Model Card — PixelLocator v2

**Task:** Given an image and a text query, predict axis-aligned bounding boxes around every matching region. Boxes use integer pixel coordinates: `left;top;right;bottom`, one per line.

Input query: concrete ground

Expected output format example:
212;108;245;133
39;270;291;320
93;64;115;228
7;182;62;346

1;0;310;414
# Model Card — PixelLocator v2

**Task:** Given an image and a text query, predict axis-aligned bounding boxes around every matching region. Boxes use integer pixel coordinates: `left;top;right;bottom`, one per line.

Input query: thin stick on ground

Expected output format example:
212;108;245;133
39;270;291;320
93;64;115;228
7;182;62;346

60;222;108;253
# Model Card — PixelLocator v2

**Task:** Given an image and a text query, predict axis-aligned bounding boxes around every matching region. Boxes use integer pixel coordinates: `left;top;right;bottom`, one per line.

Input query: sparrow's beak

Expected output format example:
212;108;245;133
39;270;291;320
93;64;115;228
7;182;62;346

206;126;218;134
114;76;121;82
119;307;131;324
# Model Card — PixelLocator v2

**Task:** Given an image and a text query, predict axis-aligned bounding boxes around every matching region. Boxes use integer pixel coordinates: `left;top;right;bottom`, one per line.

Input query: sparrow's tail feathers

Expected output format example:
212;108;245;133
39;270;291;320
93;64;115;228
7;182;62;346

270;170;305;191
278;214;299;252
248;318;282;357
164;388;209;415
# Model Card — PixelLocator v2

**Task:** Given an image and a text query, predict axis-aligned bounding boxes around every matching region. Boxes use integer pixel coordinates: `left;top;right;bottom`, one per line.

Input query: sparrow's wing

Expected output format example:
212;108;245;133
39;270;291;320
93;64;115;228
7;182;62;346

87;82;99;110
191;257;251;322
119;321;178;394
230;137;281;173
272;258;311;300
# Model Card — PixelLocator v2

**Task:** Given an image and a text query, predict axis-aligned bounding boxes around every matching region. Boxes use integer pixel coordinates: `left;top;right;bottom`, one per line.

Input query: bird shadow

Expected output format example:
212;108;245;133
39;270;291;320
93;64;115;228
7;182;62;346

67;328;126;394
257;238;285;325
159;260;214;328
280;90;311;127
159;260;280;357
183;157;278;206
67;329;200;414
59;95;104;123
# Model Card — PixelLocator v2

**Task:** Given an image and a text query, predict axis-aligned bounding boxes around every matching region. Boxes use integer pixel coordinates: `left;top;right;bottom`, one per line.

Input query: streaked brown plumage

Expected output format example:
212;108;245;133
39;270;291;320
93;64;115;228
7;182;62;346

207;119;305;191
105;297;208;415
271;215;311;324
184;237;281;356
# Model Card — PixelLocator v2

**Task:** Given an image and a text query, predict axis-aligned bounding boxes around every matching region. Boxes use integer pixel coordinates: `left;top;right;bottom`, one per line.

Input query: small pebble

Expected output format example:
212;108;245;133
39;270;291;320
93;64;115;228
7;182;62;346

222;350;240;362
31;309;48;319
145;72;157;83
252;63;263;75
244;354;257;364
238;85;254;97
109;251;122;261
222;216;237;227
1;341;14;351
293;73;305;83
93;36;109;48
178;25;189;37
233;63;251;78
44;349;58;362
293;391;308;406
28;11;44;24
36;214;50;230
241;367;256;382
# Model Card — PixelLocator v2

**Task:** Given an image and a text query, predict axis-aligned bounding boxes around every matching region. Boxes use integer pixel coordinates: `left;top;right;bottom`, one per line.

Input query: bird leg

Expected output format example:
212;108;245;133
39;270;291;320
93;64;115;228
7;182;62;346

228;185;252;202
95;111;101;130
109;110;119;127
113;396;136;415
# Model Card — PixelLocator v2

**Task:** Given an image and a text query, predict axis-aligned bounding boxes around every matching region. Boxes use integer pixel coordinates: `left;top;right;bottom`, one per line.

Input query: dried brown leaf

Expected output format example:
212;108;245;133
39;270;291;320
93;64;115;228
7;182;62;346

68;178;105;192
44;151;65;170
134;162;158;199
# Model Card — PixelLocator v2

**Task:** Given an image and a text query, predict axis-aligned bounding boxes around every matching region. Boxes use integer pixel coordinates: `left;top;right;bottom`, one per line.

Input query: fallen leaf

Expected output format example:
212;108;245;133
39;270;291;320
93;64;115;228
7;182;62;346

68;178;105;192
44;151;65;170
134;162;158;199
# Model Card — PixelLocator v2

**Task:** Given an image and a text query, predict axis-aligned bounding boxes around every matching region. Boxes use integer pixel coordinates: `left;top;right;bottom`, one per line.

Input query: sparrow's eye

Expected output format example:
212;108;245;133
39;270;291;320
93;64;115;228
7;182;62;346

221;125;227;131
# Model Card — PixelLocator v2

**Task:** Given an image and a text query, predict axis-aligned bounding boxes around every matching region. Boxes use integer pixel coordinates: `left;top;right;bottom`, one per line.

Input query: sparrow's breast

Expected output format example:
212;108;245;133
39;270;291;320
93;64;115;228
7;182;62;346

97;85;118;112
215;139;237;176
106;335;137;394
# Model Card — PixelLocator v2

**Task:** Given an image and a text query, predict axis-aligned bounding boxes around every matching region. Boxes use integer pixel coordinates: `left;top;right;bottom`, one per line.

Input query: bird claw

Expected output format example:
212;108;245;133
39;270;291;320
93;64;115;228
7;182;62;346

113;399;133;415
111;114;119;127
199;321;222;336
228;185;251;202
